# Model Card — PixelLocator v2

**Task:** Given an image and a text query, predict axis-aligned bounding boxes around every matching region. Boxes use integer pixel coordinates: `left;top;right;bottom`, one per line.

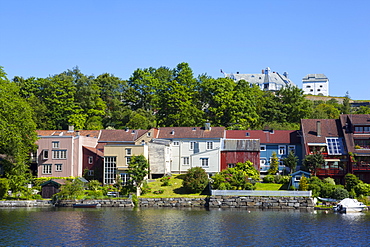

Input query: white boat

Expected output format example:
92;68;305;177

333;198;367;213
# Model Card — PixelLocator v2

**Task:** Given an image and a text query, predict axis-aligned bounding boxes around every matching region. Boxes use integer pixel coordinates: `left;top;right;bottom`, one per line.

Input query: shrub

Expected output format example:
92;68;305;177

323;177;335;185
0;178;9;199
332;186;349;200
141;181;151;195
182;167;209;193
263;175;275;183
160;176;172;186
354;183;370;196
298;176;309;191
274;175;290;184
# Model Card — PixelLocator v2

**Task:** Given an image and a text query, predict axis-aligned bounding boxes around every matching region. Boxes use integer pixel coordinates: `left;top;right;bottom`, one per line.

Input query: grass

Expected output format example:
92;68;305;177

141;175;206;198
255;183;283;191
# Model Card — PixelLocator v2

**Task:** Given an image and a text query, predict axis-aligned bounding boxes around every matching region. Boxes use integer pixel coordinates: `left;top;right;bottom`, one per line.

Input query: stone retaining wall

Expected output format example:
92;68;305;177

56;199;134;207
0;200;53;207
207;196;314;209
139;197;207;207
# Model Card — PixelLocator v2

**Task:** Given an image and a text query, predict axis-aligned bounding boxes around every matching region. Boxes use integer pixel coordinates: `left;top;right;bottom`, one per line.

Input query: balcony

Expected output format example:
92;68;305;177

316;168;346;176
352;162;370;171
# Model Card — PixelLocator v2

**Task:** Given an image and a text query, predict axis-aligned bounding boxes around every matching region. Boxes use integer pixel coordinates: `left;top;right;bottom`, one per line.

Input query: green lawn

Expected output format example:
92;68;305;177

141;176;284;198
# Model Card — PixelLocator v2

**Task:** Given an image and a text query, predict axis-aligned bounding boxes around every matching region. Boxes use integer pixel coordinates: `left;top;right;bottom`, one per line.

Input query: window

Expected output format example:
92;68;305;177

126;156;132;165
365;127;370;133
43;150;49;160
288;145;295;154
120;173;130;185
88;170;94;176
260;159;267;166
306;85;311;88
126;148;132;156
190;141;196;150
227;163;235;168
278;145;286;155
200;158;209;167
52;142;59;148
320;85;323;88
52;150;67;159
206;141;213;150
294;176;301;182
310;89;313;92
183;157;190;165
42;164;52;174
104;156;117;184
88;156;93;164
326;138;344;155
260;145;266;151
173;141;179;146
147;132;151;137
55;164;62;172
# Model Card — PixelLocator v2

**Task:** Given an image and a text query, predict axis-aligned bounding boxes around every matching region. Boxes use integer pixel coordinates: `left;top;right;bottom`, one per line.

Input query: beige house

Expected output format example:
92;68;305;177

97;129;155;184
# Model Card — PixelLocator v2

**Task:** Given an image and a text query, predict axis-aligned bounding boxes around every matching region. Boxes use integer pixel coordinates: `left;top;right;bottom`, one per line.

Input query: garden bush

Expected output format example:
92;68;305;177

263;175;274;183
182;167;209;193
0;178;9;199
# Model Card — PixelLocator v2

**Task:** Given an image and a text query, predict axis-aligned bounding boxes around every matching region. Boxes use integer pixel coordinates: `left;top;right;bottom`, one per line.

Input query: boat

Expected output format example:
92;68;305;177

72;203;100;208
333;198;367;213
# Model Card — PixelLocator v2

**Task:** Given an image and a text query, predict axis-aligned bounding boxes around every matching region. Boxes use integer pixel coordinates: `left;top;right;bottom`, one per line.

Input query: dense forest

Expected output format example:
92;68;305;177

3;62;369;132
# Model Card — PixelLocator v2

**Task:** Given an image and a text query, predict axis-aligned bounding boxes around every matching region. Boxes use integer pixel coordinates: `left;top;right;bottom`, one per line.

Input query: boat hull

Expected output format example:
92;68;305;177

72;203;99;208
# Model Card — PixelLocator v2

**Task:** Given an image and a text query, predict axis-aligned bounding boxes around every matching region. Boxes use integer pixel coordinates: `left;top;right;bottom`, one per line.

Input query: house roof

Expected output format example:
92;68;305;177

98;129;149;142
301;119;342;144
225;130;300;144
290;170;311;177
340;114;370;155
340;114;370;126
155;126;225;139
40;179;67;187
302;74;328;82
83;146;104;157
225;69;295;87
36;130;100;138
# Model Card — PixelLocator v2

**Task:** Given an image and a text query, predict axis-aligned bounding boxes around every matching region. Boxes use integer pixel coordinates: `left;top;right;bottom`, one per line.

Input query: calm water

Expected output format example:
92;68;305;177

0;207;370;246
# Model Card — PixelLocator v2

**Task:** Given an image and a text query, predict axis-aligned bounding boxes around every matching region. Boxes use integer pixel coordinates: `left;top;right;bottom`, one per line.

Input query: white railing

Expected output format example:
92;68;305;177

211;190;312;197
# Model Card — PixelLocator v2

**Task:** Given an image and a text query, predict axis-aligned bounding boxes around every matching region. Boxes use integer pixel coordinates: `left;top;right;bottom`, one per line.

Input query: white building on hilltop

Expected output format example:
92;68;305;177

222;67;296;91
302;74;329;96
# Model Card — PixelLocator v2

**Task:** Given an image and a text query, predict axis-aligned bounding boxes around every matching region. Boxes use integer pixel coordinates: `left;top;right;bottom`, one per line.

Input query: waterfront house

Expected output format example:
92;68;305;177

301;119;347;184
40;179;67;198
82;146;104;183
290;170;311;189
97;129;154;185
340;114;370;183
153;124;225;176
225;130;302;174
36;129;101;178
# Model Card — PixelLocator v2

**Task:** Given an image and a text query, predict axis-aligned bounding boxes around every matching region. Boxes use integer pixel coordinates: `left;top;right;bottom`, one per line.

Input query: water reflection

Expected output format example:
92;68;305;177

0;208;370;246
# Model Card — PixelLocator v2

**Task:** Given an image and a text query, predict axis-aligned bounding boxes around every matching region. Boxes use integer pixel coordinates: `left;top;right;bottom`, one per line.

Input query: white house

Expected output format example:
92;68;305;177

302;74;329;96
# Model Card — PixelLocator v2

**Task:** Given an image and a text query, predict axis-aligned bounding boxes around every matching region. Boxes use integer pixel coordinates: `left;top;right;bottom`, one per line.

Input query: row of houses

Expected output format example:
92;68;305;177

32;114;370;184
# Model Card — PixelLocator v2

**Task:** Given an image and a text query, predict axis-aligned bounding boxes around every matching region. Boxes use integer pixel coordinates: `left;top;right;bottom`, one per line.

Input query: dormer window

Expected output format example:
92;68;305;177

246;132;250;137
170;130;175;135
147;132;151;137
192;127;196;131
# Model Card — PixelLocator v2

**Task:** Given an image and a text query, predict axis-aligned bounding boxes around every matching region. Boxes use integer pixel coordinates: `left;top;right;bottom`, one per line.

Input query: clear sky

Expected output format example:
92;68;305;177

1;0;369;100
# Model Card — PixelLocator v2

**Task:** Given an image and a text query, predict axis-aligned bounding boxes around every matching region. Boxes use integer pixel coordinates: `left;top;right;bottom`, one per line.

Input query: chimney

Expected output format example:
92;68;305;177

205;122;211;131
68;125;74;132
316;121;321;137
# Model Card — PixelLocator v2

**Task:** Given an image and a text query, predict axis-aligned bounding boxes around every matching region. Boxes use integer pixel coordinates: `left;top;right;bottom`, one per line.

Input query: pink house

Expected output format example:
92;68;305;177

36;129;101;178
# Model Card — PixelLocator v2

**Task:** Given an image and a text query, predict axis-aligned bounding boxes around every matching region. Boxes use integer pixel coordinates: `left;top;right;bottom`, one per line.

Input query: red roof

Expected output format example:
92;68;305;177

36;130;100;138
155;127;225;139
301;119;342;144
226;130;300;144
83;146;104;157
98;129;149;142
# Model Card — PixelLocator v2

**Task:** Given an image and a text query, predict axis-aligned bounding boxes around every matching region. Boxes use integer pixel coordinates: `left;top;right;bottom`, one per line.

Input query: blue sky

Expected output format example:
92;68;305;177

1;0;369;100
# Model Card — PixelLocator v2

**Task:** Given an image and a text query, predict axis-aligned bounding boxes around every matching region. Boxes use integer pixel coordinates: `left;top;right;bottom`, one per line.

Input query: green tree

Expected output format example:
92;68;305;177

303;152;325;176
298;176;309;191
182;167;209;193
57;178;85;199
345;173;361;192
341;92;351;114
282;151;298;174
354;183;370;196
127;155;149;194
355;106;370;114
0;67;38;194
268;152;279;175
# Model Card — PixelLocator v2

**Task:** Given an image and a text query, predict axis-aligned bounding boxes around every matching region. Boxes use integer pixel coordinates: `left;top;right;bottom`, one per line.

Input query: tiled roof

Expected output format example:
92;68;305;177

155;127;225;139
340;114;370;125
340;114;370;154
36;130;100;138
98;129;149;142
226;130;300;144
225;72;295;87
301;119;342;144
83;146;104;157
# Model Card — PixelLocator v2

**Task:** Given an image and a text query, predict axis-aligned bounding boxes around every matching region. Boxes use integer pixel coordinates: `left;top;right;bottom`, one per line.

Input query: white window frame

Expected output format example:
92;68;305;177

190;141;196;150
104;156;117;184
52;141;59;148
126;156;132;166
227;163;236;168
42;150;49;160
125;148;132;156
260;159;267;166
206;141;213;150
200;158;209;168
42;164;52;174
55;164;62;172
120;173;130;185
260;145;266;151
288;145;295;154
88;156;93;164
88;170;94;176
294;176;301;182
52;150;67;159
173;141;179;146
182;157;190;165
278;145;286;155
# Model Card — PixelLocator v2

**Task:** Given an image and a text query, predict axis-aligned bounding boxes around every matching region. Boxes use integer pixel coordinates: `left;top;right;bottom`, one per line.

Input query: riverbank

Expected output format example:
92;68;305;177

0;200;52;207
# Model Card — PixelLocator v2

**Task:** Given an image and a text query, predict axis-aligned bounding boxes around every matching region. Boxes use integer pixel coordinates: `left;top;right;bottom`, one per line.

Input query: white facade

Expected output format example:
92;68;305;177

169;138;221;175
302;74;329;96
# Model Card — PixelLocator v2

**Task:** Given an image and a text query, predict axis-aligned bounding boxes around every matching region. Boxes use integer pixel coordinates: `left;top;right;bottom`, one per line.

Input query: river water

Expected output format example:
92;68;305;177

0;207;369;246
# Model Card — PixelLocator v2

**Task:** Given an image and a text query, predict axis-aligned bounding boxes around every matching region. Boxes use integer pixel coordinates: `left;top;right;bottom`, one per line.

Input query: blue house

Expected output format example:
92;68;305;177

290;170;311;189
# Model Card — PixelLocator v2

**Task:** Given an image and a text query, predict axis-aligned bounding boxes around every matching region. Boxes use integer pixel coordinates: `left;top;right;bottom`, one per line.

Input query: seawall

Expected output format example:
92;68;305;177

0;200;53;207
